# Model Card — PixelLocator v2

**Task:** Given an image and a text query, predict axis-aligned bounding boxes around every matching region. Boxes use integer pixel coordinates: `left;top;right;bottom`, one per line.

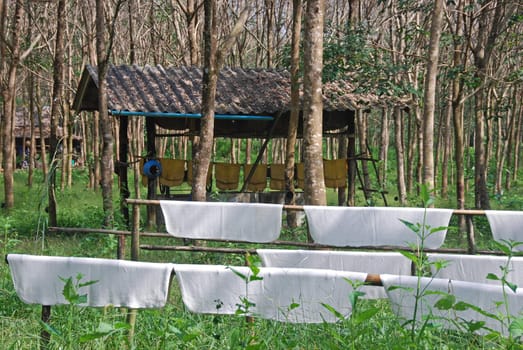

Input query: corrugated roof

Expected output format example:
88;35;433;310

75;65;294;114
73;64;407;138
74;64;403;114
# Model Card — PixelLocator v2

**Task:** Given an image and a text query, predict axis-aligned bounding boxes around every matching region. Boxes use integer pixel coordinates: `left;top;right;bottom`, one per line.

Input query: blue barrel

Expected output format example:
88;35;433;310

143;159;162;179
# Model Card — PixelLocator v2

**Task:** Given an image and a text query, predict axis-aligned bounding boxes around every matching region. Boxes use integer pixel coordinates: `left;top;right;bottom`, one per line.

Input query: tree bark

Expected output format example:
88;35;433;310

441;99;452;199
1;0;24;210
394;107;407;204
193;1;249;201
470;0;512;209
302;0;326;206
96;0;114;227
284;0;302;227
448;0;467;233
379;108;389;186
48;0;66;225
422;0;444;194
192;0;218;202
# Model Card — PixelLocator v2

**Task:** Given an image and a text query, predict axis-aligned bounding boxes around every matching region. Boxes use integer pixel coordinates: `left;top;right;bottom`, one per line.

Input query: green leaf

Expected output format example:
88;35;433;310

77;293;88;304
493;240;513;255
288;302;300;311
467;320;486;332
453;301;471;311
321;302;345;320
79;332;110;342
484;331;502;342
486;273;500;281
182;331;200;342
349;290;365;309
431;259;449;272
505;280;518;293
249;264;260;277
420;184;431;205
509;316;523;338
113;322;131;330
457;302;500;321
386;285;412;292
399;250;419;264
352;308;379;324
60;276;74;300
38;320;62;338
399;219;419;233
227;267;247;282
78;279;99;288
429;226;448;234
434;294;455;310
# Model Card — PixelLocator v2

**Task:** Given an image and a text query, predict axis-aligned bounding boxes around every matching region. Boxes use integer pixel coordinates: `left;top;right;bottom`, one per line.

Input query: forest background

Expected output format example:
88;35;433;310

0;2;522;347
0;0;522;230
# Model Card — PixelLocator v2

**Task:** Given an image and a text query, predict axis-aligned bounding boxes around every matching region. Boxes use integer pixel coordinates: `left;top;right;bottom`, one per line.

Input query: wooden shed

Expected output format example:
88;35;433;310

72;64;406;219
72;64;393;137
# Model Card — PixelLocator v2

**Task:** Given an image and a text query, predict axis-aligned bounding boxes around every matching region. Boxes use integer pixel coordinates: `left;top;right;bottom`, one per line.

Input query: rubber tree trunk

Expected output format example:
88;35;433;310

49;0;66;225
284;0;302;227
421;0;444;196
302;0;326;206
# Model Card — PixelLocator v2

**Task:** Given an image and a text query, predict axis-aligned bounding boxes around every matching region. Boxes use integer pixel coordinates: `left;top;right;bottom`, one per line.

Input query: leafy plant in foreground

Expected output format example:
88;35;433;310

226;253;264;349
321;278;380;348
40;273;130;349
486;239;523;344
396;184;450;342
398;185;523;347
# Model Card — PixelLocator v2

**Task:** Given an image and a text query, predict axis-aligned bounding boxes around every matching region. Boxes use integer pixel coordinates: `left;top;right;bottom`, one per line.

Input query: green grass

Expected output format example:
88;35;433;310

2;169;523;348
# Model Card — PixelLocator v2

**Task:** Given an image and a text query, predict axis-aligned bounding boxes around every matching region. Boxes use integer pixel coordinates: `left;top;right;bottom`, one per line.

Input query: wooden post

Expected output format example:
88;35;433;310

40;305;51;349
117;234;125;260
146;117;157;229
130;203;140;262
347;112;356;206
466;214;476;254
240;112;283;192
118;115;130;227
127;202;141;345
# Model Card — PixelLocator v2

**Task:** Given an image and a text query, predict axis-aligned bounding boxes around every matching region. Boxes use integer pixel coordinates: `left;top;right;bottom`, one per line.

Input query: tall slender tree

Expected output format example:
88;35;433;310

96;0;113;226
192;1;249;201
422;0;444;193
1;0;24;210
284;0;302;226
470;0;515;209
302;0;326;206
48;0;66;226
192;0;218;202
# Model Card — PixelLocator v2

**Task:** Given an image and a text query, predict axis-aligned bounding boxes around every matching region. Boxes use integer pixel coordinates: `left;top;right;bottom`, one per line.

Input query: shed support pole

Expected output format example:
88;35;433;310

146;117;157;229
240;112;283;192
118;115;130;227
118;116;130;260
347;113;356;206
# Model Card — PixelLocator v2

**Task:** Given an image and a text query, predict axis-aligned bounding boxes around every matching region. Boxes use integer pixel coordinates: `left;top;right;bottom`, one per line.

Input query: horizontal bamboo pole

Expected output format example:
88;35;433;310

141;244;257;254
125;198;486;215
48;226;170;238
365;274;382;286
